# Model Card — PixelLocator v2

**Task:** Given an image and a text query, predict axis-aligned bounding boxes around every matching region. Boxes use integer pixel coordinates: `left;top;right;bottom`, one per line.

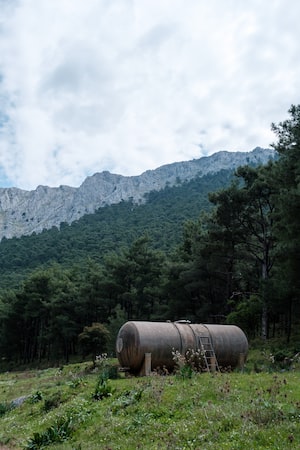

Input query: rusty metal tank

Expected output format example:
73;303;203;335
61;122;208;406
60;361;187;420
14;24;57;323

116;321;248;373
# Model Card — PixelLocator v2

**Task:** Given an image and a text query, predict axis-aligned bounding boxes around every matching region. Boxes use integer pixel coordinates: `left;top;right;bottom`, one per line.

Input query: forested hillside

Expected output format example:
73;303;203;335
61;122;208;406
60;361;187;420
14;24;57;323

0;105;299;369
0;169;233;289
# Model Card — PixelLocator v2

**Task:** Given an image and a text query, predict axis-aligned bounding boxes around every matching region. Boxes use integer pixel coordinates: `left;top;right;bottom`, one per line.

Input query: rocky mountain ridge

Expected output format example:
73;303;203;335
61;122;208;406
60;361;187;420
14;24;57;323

0;147;275;240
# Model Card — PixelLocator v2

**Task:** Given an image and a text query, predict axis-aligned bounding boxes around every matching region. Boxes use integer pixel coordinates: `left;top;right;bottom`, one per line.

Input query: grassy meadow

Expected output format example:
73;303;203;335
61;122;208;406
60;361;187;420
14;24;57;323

0;350;300;449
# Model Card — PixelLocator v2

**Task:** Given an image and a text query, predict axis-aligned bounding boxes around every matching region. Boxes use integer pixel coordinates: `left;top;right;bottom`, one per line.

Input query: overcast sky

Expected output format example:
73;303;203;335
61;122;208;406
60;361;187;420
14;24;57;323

0;0;299;190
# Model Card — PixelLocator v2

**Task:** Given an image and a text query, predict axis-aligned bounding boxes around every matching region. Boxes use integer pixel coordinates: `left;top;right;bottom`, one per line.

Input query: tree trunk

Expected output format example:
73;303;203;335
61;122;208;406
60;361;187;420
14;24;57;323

261;303;268;340
261;260;268;340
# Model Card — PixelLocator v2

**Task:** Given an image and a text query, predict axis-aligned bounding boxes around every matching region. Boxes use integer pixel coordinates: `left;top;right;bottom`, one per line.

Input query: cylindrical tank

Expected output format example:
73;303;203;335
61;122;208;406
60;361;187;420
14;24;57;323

116;321;248;373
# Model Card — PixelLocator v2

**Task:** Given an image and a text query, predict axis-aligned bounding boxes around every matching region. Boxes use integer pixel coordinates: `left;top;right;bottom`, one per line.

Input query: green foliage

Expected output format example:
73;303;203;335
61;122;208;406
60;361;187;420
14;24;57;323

78;322;110;362
104;235;166;320
28;391;43;404
68;376;86;389
0;401;14;417
25;413;75;449
42;392;63;412
106;304;128;354
92;374;114;400
172;348;206;378
110;387;143;412
95;353;120;380
271;104;300;340
226;295;262;338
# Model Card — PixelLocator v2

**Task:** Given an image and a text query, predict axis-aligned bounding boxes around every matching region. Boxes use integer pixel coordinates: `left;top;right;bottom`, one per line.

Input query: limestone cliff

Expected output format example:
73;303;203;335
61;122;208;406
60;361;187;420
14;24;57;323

0;147;275;240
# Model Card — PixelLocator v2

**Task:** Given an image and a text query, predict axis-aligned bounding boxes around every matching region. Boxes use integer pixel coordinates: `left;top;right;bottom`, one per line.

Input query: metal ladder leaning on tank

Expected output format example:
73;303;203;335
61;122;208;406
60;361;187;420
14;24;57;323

199;335;220;373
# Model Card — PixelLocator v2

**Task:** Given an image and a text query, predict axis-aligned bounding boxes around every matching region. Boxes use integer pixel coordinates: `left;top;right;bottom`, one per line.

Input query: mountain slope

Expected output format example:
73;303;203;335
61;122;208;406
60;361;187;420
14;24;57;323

0;165;268;290
0;147;274;240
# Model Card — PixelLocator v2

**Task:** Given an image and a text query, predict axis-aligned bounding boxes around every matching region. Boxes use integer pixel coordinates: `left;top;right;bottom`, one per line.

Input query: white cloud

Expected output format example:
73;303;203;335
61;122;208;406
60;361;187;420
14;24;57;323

0;0;300;189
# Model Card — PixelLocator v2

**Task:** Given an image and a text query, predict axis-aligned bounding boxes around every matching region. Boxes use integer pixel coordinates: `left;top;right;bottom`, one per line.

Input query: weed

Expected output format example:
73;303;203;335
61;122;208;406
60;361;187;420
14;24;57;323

148;378;166;403
178;363;194;379
0;401;14;417
110;388;143;413
218;379;231;398
172;348;206;378
92;375;114;400
125;411;154;432
25;414;74;449
243;375;289;425
96;354;119;379
68;376;86;389
28;391;43;404
42;392;63;412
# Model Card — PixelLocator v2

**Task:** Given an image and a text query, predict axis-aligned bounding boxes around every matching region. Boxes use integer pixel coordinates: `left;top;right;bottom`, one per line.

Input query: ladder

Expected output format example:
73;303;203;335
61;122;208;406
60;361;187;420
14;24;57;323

199;335;220;373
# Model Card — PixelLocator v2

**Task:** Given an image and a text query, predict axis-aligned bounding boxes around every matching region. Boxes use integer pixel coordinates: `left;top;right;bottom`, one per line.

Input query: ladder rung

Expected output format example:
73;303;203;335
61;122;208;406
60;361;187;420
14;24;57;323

199;335;220;373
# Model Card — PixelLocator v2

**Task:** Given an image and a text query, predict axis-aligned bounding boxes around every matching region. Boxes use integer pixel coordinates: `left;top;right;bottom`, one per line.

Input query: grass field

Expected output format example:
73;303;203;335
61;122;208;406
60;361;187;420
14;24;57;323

0;351;299;449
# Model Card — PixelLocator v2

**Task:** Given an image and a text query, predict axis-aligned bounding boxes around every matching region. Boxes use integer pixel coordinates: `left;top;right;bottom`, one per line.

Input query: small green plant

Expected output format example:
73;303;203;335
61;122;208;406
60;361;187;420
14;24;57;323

172;348;205;378
178;363;194;379
25;414;74;449
244;375;288;424
92;375;114;400
68;376;86;389
28;391;43;404
218;379;231;398
95;354;119;379
111;388;143;413
172;348;190;378
0;401;14;417
42;392;63;412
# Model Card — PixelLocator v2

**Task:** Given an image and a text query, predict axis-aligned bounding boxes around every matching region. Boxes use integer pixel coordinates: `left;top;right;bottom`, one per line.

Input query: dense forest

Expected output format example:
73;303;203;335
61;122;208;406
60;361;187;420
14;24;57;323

0;105;299;368
0;169;234;288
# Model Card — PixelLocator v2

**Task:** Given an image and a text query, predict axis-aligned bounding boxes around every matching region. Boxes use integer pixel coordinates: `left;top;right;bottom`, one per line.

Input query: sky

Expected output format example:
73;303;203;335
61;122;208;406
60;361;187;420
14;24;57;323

0;0;299;190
